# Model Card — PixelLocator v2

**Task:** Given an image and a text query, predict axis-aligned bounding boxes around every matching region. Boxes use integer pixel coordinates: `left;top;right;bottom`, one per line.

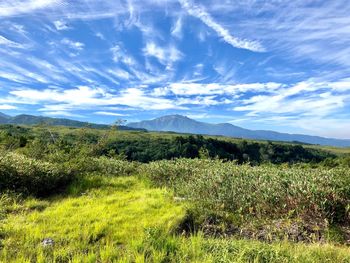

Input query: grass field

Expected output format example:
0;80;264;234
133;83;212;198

1;125;350;262
0;175;184;262
1;173;350;263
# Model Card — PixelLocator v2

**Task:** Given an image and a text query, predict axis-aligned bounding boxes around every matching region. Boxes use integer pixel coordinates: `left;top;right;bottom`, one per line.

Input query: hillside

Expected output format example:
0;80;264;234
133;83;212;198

128;115;350;147
0;112;143;131
1;123;350;262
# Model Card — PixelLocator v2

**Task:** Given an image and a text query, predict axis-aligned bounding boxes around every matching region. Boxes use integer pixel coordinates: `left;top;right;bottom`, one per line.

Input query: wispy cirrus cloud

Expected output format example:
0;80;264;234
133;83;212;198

61;38;84;51
0;35;24;48
111;44;136;66
0;0;61;17
171;15;183;39
143;42;183;69
233;81;350;118
208;0;350;68
179;0;264;52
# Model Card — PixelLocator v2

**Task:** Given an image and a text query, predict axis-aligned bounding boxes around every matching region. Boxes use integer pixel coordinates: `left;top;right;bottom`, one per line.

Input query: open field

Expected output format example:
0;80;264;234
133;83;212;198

1;173;350;263
1;124;350;262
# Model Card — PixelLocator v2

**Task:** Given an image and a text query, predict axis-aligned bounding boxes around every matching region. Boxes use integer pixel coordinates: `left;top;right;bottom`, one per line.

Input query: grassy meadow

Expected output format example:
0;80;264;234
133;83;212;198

1;124;350;262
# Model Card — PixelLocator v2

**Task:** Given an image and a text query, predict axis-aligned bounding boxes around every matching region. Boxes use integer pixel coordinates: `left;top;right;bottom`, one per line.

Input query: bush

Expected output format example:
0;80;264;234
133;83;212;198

0;152;73;196
93;157;140;176
142;159;350;226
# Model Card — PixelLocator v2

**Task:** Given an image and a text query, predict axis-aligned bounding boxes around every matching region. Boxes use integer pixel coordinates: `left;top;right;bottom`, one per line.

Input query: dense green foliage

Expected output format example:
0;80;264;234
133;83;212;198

0;152;72;196
104;135;333;164
0;124;335;165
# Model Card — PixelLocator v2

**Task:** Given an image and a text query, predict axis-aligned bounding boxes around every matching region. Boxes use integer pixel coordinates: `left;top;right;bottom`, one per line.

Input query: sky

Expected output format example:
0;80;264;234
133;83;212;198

0;0;350;139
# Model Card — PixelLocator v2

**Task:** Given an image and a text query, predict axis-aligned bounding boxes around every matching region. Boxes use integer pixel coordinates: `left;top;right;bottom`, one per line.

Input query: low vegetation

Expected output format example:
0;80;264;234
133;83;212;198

1;175;350;262
0;152;72;196
142;159;350;242
1;124;350;262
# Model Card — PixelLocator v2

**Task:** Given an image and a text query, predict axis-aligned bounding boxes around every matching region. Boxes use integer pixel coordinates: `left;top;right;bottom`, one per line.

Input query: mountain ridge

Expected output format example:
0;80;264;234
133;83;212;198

0;112;143;131
1;112;349;147
128;115;350;147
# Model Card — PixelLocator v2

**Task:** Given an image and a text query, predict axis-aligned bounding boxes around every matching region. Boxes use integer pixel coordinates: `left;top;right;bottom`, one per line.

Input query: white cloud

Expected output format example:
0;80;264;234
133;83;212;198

176;96;221;106
61;38;84;50
294;118;350;139
111;45;136;66
233;81;350;119
107;69;130;80
179;0;264;52
94;111;127;116
143;42;183;66
154;82;281;96
211;0;350;68
95;32;105;40
328;80;350;92
53;20;71;30
0;59;51;84
171;16;183;39
232;115;350;140
43;111;84;118
6;86;183;111
0;35;23;48
185;113;232;120
0;71;28;83
0;0;60;17
0;104;17;110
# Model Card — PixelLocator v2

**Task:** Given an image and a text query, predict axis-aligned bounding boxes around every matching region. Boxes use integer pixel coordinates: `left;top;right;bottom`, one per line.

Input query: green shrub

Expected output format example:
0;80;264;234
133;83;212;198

0;153;73;196
142;159;350;226
94;157;139;176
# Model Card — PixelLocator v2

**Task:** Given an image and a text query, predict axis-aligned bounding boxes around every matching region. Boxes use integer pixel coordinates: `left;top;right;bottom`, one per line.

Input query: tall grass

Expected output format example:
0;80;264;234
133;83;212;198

1;174;350;263
141;159;350;240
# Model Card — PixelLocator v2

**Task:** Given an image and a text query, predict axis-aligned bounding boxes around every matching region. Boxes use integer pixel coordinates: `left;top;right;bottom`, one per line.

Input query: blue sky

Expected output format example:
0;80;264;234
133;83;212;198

0;0;350;139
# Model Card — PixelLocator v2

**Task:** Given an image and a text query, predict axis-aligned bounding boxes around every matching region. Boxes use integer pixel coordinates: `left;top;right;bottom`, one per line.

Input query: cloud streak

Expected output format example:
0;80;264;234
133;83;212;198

0;0;61;17
179;0;264;52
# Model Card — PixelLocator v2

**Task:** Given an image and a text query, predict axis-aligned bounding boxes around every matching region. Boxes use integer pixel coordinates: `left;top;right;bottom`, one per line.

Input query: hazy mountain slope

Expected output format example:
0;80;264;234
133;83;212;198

128;115;350;147
0;112;10;119
0;112;143;131
0;113;10;123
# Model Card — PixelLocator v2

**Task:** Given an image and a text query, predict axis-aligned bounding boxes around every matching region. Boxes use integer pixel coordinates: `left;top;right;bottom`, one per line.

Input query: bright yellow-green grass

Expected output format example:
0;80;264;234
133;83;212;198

1;175;350;263
0;176;184;262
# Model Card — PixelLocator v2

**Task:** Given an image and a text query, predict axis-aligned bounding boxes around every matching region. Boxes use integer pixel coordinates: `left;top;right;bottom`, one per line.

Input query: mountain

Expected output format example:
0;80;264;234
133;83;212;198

0;112;10;123
0;112;10;119
0;112;143;131
128;115;350;147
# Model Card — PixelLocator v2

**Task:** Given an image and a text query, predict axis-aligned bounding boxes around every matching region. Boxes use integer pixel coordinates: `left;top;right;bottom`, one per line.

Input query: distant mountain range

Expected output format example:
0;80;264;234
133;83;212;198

1;112;349;147
0;112;141;131
128;115;350;147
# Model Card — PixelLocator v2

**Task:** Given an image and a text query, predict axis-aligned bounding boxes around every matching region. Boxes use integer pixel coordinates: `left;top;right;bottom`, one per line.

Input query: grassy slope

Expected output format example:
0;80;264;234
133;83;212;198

307;145;350;155
1;175;350;263
0;176;184;262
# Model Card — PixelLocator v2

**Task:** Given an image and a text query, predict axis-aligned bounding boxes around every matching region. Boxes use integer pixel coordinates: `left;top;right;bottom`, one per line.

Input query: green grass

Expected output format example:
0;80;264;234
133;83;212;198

1;174;350;262
308;145;350;155
0;175;184;262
